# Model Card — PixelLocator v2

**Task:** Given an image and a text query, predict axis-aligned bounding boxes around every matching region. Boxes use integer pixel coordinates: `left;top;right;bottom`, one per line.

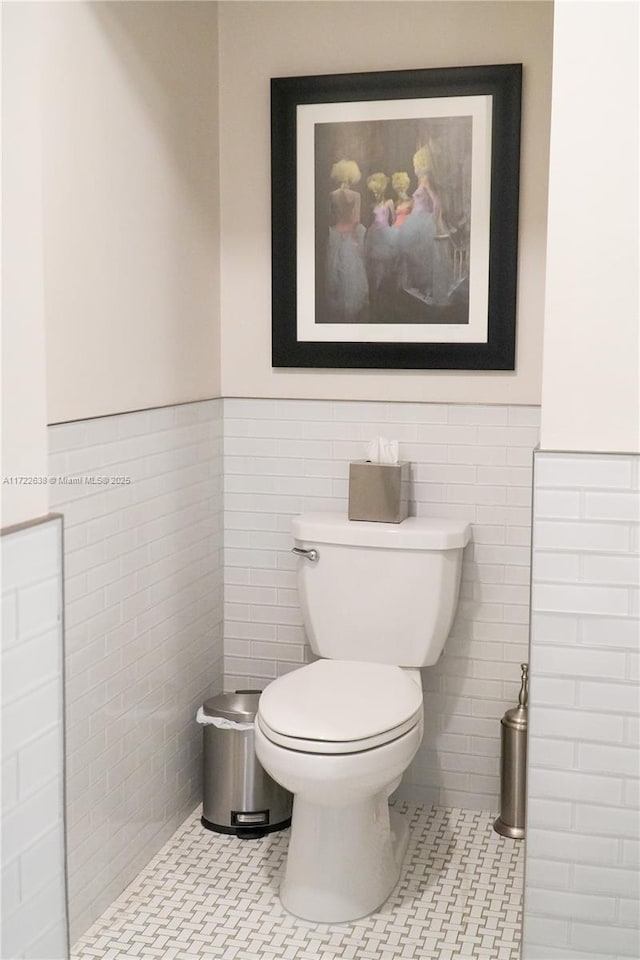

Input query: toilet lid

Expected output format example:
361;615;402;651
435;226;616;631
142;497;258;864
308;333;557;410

257;660;423;747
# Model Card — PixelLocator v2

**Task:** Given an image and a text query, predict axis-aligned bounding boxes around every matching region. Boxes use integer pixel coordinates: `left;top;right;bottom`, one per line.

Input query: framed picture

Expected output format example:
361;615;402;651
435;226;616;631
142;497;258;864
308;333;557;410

271;63;522;370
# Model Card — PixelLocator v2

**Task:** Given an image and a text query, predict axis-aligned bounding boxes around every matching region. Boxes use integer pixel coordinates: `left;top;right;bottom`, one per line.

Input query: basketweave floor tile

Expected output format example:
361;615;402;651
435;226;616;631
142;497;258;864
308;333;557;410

72;803;523;960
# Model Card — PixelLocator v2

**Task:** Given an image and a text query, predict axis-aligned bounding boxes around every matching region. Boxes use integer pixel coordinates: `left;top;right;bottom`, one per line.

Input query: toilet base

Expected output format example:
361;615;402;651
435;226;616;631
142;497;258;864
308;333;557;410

280;792;410;923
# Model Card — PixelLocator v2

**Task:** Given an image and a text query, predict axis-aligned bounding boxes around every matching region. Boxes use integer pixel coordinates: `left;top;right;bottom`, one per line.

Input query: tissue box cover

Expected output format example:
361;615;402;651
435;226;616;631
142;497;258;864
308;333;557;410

348;461;409;523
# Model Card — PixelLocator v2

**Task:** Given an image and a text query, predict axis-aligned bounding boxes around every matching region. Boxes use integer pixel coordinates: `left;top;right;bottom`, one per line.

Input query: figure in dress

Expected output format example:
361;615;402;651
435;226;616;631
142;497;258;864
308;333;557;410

364;172;396;312
391;172;413;291
401;145;440;302
391;172;413;229
326;159;369;322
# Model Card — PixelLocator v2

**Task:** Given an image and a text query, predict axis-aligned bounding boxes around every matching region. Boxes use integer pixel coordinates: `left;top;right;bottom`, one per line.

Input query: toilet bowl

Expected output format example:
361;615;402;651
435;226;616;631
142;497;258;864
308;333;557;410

255;660;424;922
256;512;470;923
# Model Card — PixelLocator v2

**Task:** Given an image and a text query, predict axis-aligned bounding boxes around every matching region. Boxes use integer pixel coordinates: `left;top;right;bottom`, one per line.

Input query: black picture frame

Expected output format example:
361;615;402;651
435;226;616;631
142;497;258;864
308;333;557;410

271;63;522;370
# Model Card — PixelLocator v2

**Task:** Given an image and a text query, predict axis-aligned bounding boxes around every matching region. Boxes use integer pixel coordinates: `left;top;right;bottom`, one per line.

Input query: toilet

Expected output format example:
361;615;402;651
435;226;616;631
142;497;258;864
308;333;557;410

254;512;470;923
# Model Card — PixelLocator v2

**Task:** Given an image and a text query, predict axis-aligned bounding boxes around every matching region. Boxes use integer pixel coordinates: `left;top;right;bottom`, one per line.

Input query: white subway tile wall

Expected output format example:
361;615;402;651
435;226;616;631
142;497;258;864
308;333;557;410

223;398;540;811
523;452;640;960
48;400;223;943
1;517;68;960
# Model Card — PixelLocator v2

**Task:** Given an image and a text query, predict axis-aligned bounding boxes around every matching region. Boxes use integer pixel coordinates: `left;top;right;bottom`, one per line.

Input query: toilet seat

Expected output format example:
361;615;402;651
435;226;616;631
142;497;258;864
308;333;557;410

257;659;423;755
257;711;421;754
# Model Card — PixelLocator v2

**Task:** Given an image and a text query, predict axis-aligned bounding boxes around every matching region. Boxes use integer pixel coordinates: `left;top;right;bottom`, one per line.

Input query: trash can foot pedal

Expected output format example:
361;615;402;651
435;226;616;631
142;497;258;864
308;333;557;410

200;814;291;839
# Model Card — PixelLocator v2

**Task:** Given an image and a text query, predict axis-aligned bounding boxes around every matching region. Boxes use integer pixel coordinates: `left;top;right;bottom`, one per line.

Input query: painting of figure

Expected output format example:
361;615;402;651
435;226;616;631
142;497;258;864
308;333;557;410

271;64;521;369
314;116;472;325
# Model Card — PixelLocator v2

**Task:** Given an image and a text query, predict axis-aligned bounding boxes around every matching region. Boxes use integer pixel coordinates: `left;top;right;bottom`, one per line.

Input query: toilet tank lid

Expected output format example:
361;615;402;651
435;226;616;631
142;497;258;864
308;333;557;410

293;513;471;550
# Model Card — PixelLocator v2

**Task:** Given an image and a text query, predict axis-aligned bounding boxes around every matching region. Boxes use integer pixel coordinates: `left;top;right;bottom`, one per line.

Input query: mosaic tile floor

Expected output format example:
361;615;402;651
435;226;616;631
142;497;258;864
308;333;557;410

73;803;524;960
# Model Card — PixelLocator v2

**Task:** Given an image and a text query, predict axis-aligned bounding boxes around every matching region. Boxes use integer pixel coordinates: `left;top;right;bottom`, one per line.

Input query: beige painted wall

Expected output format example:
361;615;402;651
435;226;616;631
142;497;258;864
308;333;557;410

540;0;639;453
43;2;220;424
1;4;49;527
219;1;553;404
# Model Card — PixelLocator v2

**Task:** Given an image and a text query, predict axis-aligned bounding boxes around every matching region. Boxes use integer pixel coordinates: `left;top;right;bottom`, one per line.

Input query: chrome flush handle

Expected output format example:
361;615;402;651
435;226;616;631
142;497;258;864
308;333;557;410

291;546;319;563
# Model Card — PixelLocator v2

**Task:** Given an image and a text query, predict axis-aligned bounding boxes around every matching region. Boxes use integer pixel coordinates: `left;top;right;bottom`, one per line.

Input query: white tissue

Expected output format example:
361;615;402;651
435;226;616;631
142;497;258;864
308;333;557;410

366;437;399;464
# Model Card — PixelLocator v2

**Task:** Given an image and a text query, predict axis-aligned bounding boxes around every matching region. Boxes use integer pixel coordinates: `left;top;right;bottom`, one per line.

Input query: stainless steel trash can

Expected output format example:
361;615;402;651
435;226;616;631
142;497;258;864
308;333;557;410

200;690;292;838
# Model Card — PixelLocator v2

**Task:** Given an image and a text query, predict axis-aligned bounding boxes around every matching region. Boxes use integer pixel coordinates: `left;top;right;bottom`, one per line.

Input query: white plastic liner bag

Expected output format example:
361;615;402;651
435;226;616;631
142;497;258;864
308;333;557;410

196;706;254;731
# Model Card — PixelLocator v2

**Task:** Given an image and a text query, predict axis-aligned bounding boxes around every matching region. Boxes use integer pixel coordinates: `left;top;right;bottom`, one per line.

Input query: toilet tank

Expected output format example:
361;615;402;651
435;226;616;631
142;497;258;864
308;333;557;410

293;513;471;667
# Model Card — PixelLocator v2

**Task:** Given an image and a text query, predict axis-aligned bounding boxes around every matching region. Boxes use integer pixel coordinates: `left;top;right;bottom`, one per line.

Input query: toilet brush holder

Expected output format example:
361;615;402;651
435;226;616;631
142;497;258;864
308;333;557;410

494;663;528;840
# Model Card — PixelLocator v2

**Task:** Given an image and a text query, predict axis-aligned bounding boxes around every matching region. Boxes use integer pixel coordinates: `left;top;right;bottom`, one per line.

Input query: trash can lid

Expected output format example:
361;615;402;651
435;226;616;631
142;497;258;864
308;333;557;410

202;689;262;722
